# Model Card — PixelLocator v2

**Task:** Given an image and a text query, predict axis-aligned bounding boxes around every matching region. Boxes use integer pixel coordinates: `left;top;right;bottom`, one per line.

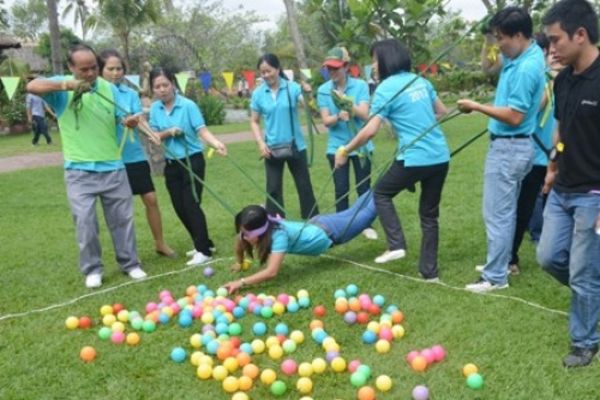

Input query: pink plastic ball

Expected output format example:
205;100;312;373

431;345;446;362
412;385;429;400
159;290;171;299
406;350;420;363
111;331;125;344
421;348;436;364
171;303;181;315
146;302;158;313
281;359;297;376
379;327;393;341
277;294;290;305
348;359;362;373
192;306;203;319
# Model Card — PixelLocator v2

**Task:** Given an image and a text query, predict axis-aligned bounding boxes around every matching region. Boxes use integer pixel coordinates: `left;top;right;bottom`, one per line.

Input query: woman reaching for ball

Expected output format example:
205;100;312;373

223;191;377;294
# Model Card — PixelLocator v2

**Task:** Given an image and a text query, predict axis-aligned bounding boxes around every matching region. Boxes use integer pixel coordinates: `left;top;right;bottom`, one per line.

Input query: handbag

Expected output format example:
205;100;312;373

269;82;297;160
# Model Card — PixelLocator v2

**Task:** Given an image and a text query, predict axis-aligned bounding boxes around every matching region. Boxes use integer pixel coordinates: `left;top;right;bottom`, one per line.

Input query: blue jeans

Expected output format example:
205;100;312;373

528;192;545;243
537;190;600;348
326;153;371;212
310;191;376;245
482;138;533;285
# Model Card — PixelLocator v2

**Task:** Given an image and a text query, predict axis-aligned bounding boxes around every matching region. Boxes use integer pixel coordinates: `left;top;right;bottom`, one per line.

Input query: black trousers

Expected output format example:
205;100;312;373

32;115;51;144
510;165;547;265
164;152;213;255
374;160;449;279
265;149;319;219
326;153;372;212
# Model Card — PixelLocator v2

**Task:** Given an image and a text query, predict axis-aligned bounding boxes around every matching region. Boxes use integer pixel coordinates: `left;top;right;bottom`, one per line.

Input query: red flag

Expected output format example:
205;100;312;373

243;70;255;89
348;64;360;78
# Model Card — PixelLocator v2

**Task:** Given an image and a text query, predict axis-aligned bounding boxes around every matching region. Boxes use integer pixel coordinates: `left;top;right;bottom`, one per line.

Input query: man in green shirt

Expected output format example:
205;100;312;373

27;44;147;288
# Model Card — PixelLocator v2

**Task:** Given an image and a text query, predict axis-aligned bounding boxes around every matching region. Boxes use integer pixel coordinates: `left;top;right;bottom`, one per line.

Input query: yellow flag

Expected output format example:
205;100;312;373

175;72;189;94
222;72;234;90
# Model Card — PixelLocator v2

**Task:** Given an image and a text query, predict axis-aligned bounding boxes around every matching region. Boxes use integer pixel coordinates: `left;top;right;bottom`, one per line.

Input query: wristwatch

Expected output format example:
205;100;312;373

549;142;564;162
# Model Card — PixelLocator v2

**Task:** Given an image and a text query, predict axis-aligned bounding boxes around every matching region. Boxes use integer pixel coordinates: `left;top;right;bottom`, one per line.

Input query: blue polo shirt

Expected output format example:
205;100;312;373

113;83;147;164
43;77;124;172
370;72;449;166
271;221;332;255
250;77;306;151
149;94;205;160
317;76;374;155
488;41;545;136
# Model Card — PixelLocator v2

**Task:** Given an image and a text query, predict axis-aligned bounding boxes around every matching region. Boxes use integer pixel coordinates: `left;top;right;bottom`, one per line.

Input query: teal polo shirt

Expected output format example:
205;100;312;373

317;76;374;155
149;94;205;160
114;83;147;164
271;221;332;255
43;76;124;172
370;72;449;167
250;78;306;151
488;41;545;136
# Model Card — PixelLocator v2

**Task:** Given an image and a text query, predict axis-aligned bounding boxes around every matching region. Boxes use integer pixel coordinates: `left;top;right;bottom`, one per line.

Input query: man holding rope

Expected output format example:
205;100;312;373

27;44;147;289
457;7;545;293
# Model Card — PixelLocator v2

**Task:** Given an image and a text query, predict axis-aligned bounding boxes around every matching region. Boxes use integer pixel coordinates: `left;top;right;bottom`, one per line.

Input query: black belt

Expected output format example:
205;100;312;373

490;133;530;141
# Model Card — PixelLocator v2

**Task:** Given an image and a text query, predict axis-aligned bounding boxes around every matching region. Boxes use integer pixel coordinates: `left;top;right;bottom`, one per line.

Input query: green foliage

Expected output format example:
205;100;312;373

228;96;250;111
429;70;497;94
198;94;225;126
9;0;47;41
0;79;27;125
35;29;82;73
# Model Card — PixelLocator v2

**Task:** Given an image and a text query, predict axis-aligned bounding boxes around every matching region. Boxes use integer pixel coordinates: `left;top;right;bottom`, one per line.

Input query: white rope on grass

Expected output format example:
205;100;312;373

0;257;231;322
322;255;569;318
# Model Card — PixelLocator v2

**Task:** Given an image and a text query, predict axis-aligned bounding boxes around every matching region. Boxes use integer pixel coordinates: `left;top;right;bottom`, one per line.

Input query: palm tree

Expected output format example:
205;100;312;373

282;0;308;69
62;0;91;41
47;0;63;74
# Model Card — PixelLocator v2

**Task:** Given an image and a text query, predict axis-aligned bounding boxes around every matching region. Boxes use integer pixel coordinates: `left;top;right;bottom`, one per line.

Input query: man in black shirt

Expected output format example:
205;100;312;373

539;0;600;368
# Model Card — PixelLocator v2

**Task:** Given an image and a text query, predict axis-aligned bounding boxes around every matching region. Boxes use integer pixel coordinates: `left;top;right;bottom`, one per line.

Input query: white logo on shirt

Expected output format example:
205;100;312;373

581;100;598;106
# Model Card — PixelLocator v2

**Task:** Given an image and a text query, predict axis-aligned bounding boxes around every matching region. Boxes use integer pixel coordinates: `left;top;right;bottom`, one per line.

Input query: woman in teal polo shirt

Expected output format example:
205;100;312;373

99;49;175;258
149;67;227;266
335;39;450;281
250;53;319;219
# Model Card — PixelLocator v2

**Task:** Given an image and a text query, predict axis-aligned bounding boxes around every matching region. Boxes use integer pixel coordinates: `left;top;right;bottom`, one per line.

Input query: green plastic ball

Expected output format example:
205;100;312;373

98;326;112;340
350;371;368;387
270;380;287;396
466;373;484;389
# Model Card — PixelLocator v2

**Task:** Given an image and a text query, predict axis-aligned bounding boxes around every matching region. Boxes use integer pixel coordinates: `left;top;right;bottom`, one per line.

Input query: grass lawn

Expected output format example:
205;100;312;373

0;114;596;399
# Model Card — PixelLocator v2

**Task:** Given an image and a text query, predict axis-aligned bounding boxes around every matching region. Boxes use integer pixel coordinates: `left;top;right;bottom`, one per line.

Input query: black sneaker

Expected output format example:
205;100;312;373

562;345;599;368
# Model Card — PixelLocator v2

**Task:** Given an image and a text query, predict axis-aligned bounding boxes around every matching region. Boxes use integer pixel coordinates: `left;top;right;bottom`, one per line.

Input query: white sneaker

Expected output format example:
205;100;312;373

424;277;440;283
475;264;485;272
128;267;147;280
85;273;102;288
476;264;519;275
362;228;378;240
186;251;212;266
374;249;406;264
465;278;509;293
186;246;216;257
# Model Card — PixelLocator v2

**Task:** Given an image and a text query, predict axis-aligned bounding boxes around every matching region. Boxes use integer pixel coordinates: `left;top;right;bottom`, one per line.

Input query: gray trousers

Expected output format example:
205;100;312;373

64;169;140;276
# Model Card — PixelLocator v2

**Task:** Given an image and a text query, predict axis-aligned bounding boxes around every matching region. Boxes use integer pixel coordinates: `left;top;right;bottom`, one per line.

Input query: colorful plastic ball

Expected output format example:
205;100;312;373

231;393;249;400
298;362;314;377
313;305;326;317
98;326;112;340
266;336;280;348
260;368;277;385
102;314;116;327
373;294;385;306
272;302;286;315
344;311;357;325
238;375;253;391
212;365;229;381
112;303;124;314
282;339;297;354
312;358;327;374
216;287;228;297
348;359;361;373
462;363;478;377
356;312;370;324
78;316;92;329
111;321;125;333
203;266;214;277
261;306;274;319
252;321;267;336
431;345;446;362
287;301;300;313
350;372;368;387
326;350;340;363
268;345;284;360
126;332;140;346
309;319;324;330
290;330;305;344
281;359;298;376
335;298;349;314
100;305;113;316
331;357;347;372
206;340;220;355
346;284;359;296
297;377;313;394
392;324;405;339
311;329;327;344
223;357;240;373
111;331;125;344
117;309;129;322
376;375;393;392
362;330;377;344
243;363;260;379
356;364;372;379
142;320;156;333
240;342;253;355
411;355;428;372
466;373;484;389
229;322;243;336
357;386;376;400
236;351;251;367
421;348;435;364
406;350;419;363
297;289;309;298
270;380;287;397
222;376;239;393
196;364;212;380
80;346;96;362
178;314;193;328
391;310;404;324
379;328;393;342
298;296;311;308
251;339;266;354
334;289;346;299
412;385;429;400
65;316;79;330
275;322;289;336
170;347;187;363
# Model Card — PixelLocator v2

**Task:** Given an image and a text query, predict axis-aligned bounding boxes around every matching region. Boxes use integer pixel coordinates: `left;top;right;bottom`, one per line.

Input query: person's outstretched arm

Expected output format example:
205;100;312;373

223;252;285;294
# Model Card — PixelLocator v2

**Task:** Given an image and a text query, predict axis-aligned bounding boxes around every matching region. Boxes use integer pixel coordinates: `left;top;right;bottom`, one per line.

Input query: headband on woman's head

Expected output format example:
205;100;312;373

241;214;283;240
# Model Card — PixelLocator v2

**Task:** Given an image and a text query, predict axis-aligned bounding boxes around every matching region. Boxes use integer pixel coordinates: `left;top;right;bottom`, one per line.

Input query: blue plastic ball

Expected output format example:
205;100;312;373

233;306;245;319
298;297;310;308
362;330;377;344
373;294;385;306
158;312;170;325
253;305;263;316
238;297;250;309
215;322;229;335
275;322;289;336
334;289;347;299
170;347;186;363
196;284;207;293
178;314;193;328
205;340;219;354
240;342;253;355
346;284;359;296
253;322;267;336
287;302;300;313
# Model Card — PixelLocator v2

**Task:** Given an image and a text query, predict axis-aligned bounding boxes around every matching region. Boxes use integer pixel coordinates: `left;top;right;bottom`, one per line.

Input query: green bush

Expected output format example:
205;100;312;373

197;94;226;126
429;70;497;94
229;97;250;110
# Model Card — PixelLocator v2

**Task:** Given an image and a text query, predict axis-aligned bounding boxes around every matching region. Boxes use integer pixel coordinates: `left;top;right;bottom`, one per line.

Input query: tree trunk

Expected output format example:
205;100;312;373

47;0;63;74
283;0;308;69
481;0;495;12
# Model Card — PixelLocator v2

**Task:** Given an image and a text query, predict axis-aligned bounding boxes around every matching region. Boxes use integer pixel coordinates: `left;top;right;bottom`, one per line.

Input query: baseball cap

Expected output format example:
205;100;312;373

323;47;350;69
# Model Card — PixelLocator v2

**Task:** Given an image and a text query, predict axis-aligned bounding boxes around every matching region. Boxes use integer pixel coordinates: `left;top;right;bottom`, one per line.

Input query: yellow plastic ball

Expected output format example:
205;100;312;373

231;392;249;400
65;316;79;330
196;364;212;380
100;305;113;316
102;314;116;327
299;397;314;400
272;302;286;315
297;289;309;298
190;351;204;366
117;310;129;322
222;376;239;393
198;354;214;366
330;357;347;372
312;358;327;374
290;330;305;344
298;362;314;377
322;337;339;351
161;306;173;318
367;321;380;333
251;339;266;354
375;339;391;353
463;363;478;377
125;332;140;346
212;365;229;381
260;368;277;385
375;375;393;392
265;336;280;348
111;321;125;332
268;345;284;360
201;312;214;324
296;377;313;394
238;375;253;391
190;333;202;349
392;324;405;339
241;258;252;271
223;356;240;373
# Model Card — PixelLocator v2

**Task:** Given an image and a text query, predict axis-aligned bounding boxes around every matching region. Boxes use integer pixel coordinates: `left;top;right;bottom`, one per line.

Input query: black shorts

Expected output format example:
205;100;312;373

125;161;155;195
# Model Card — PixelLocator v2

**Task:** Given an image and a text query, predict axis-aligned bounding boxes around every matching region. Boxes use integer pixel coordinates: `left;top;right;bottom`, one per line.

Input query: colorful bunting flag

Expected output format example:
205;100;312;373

242;70;255;89
348;64;360;78
300;69;312;80
364;65;373;80
222;72;234;90
283;69;294;81
199;71;212;92
175;72;190;94
125;75;140;88
320;67;330;81
1;77;20;101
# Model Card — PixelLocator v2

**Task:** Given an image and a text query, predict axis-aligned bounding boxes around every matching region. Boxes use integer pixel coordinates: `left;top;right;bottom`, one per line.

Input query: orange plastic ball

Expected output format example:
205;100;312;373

238;375;254;391
357;385;376;400
80;346;97;362
463;363;478;377
243;363;260;379
236;352;251;367
309;319;324;330
411;355;428;372
335;299;349;314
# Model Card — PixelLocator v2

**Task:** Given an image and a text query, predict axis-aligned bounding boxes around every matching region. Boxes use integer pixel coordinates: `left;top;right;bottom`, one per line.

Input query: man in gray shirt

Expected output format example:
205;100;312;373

26;92;54;145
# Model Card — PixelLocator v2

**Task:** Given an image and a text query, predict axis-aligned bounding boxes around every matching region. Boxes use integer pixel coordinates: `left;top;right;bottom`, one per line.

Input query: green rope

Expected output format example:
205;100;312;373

450;128;488;158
